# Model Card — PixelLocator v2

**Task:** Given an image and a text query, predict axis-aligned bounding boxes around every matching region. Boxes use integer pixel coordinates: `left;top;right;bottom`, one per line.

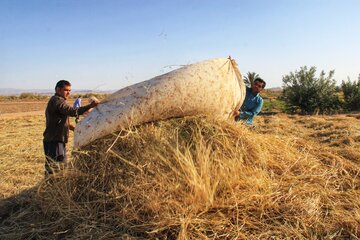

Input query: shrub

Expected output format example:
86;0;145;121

282;66;341;114
19;92;47;100
341;75;360;111
0;95;18;101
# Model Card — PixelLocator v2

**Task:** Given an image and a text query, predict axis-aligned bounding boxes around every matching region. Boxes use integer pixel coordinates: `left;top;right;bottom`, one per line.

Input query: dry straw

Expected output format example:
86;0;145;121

27;116;358;239
1;114;359;239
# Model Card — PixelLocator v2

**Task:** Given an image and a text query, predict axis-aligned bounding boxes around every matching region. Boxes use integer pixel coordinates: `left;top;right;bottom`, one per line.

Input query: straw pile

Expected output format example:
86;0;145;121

26;116;358;239
0;115;359;239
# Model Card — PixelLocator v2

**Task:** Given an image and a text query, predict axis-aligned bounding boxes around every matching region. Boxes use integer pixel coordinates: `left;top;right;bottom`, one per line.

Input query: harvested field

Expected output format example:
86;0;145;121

0;101;48;114
0;100;359;239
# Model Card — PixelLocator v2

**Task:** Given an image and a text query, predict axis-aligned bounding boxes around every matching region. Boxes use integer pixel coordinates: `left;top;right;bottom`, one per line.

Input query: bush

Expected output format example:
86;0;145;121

282;66;341;114
341;76;360;111
19;92;47;100
0;95;18;101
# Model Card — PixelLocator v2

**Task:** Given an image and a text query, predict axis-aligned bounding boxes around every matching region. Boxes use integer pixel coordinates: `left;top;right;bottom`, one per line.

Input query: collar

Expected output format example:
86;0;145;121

55;93;65;100
247;87;259;97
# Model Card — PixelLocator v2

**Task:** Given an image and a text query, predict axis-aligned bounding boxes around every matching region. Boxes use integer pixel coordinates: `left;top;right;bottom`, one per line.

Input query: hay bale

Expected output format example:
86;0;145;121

74;57;245;148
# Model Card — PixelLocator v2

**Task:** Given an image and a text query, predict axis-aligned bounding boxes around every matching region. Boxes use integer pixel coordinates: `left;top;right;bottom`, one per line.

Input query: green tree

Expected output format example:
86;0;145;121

282;66;341;114
341;75;360;111
243;72;259;87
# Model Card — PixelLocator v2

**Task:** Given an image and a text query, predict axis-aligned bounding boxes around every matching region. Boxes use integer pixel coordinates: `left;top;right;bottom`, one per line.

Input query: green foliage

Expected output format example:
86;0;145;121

262;98;286;112
262;90;281;99
282;66;341;114
243;72;259;87
341;75;360;111
261;90;286;112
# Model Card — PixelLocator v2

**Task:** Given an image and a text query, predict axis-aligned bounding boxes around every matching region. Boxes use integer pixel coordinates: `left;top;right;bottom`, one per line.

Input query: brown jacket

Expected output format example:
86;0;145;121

43;94;92;143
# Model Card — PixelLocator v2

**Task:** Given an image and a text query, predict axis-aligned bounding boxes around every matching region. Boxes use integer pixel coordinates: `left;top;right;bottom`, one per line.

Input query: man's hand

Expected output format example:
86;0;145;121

89;96;100;108
90;100;99;108
69;124;75;131
233;109;240;117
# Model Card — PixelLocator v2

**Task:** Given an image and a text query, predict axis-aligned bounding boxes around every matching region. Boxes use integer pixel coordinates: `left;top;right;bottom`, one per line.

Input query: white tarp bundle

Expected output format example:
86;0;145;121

74;57;246;148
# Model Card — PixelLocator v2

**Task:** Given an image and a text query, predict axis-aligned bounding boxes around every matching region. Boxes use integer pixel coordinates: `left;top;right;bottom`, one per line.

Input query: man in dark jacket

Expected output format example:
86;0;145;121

43;80;99;175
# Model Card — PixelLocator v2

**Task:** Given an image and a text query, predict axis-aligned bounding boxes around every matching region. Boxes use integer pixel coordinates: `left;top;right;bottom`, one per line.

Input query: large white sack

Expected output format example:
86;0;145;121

74;57;245;148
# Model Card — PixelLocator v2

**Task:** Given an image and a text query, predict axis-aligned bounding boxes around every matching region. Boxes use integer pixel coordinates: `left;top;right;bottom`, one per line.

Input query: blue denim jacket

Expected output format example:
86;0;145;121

236;87;263;125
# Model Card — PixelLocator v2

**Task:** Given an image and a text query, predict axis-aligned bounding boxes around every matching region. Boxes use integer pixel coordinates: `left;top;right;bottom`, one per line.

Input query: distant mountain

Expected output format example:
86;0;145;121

0;88;114;96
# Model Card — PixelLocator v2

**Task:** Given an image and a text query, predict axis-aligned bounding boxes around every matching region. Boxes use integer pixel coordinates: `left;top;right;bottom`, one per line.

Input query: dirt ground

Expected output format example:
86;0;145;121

0;99;78;118
0;100;76;198
0;101;47;115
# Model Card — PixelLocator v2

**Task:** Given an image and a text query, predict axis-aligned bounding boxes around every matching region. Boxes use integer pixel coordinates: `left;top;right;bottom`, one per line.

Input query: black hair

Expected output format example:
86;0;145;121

254;78;266;88
55;80;71;90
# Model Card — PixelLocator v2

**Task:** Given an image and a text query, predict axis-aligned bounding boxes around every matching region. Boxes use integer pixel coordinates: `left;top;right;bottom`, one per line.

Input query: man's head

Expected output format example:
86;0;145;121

251;78;266;94
55;80;71;100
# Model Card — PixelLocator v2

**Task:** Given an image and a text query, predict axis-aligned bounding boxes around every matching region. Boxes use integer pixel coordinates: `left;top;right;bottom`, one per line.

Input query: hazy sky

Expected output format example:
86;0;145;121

1;0;359;90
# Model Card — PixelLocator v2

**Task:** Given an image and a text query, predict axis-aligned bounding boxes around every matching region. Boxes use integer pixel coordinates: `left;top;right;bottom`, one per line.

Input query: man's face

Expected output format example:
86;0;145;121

56;85;71;100
251;81;265;94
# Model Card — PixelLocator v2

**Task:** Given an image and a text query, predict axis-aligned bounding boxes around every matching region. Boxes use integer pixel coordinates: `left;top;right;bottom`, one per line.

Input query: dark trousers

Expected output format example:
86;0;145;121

43;141;67;175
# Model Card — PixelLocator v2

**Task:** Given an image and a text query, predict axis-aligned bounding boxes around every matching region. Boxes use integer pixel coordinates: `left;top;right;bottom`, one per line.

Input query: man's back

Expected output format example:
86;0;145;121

44;95;71;143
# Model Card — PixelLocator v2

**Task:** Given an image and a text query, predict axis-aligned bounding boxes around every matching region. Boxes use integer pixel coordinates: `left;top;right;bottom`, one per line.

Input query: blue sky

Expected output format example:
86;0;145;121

0;0;359;90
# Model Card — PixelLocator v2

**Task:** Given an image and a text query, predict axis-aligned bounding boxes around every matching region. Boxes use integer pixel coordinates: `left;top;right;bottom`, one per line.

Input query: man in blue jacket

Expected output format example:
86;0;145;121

235;78;266;125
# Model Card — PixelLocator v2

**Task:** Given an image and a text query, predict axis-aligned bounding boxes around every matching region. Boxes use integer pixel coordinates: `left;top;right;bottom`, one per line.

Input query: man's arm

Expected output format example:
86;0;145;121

240;98;263;118
56;98;99;117
78;100;99;114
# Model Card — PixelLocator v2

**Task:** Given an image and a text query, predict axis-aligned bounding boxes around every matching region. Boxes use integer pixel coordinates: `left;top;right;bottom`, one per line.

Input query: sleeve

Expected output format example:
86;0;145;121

56;98;92;117
241;98;263;118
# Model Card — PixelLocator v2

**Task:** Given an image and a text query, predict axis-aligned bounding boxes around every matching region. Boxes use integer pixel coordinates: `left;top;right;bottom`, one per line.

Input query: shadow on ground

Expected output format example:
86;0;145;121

0;186;77;239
